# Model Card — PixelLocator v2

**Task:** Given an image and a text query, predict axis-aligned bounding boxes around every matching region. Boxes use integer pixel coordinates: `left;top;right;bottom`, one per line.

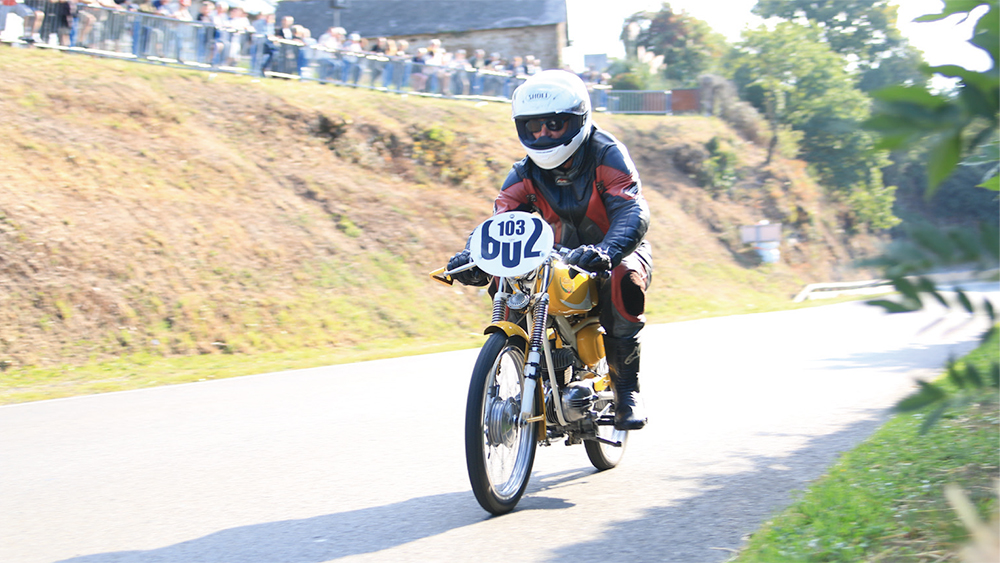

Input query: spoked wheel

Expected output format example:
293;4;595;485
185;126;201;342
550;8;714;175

584;400;629;470
465;332;537;515
584;363;628;470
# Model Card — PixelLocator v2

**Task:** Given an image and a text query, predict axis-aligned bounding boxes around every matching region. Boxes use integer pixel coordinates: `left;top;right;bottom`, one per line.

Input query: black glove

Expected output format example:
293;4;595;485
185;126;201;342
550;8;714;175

565;245;612;275
448;249;489;286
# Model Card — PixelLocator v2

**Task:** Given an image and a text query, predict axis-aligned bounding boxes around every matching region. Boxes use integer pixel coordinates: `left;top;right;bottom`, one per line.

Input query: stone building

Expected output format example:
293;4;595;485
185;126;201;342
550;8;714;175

275;0;568;70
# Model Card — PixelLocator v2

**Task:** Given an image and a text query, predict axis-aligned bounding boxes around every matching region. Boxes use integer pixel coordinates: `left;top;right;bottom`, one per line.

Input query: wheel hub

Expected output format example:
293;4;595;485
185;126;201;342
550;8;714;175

486;396;520;448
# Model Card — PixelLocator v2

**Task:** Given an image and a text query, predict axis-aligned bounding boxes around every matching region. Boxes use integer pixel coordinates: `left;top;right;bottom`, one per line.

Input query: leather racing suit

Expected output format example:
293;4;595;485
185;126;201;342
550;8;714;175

493;124;652;341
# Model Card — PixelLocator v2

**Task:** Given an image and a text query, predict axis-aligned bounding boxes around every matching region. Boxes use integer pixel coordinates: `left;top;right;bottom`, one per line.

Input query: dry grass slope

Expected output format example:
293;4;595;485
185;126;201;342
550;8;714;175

0;48;880;372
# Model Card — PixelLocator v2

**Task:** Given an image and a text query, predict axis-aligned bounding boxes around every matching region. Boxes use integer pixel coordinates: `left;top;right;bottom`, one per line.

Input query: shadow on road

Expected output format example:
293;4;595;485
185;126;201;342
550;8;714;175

545;411;892;563
56;469;583;563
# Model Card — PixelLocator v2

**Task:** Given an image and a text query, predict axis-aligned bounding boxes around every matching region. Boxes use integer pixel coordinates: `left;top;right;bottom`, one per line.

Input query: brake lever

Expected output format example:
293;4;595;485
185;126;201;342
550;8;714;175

568;264;611;280
444;261;479;277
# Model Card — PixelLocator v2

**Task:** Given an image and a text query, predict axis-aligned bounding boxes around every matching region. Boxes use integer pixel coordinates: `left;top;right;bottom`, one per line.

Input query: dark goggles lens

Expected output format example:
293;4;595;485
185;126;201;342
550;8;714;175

524;116;569;134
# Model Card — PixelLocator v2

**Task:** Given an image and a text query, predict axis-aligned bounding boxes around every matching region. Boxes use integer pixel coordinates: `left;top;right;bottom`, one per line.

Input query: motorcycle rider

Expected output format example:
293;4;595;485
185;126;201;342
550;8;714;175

448;69;652;430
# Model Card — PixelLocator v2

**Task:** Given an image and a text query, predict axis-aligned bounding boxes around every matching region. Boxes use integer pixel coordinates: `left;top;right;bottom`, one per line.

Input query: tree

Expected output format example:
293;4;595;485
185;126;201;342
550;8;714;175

753;0;928;92
725;22;899;230
620;3;727;87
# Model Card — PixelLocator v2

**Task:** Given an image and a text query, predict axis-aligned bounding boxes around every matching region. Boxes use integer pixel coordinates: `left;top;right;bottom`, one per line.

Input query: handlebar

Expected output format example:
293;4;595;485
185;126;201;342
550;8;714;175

553;245;611;280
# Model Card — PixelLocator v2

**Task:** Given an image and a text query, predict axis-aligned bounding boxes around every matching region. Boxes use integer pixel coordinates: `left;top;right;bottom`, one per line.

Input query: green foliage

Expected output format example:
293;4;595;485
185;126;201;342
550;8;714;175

864;1;999;195
884;136;1000;227
863;1;999;337
863;219;999;273
894;330;1000;434
621;3;727;87
863;220;998;344
754;0;928;93
753;0;904;60
698;136;738;197
605;59;652;90
726;22;898;230
845;179;901;231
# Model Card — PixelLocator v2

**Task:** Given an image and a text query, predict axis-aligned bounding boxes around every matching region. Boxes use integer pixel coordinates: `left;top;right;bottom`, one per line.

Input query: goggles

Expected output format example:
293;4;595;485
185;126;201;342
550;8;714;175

523;116;569;134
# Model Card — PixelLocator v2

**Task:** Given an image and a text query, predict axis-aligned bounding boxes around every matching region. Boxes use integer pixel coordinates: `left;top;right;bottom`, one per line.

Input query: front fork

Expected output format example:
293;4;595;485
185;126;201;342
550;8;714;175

489;271;569;429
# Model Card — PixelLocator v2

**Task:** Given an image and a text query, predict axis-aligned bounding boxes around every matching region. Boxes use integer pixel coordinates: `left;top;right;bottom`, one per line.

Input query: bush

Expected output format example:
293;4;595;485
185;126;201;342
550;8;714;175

699;74;766;144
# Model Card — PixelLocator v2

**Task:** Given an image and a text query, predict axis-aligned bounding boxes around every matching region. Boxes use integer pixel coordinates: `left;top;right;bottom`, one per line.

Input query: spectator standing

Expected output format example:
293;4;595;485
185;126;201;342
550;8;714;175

340;31;362;83
249;11;273;72
393;38;410;89
291;23;312;75
41;0;72;45
210;1;230;65
424;38;446;93
449;48;472;95
69;0;100;48
1;0;43;43
194;0;215;63
525;55;541;75
510;55;527;77
409;46;429;91
260;15;294;74
315;25;344;81
468;48;486;94
469;48;485;70
133;0;164;56
225;5;252;66
157;0;191;60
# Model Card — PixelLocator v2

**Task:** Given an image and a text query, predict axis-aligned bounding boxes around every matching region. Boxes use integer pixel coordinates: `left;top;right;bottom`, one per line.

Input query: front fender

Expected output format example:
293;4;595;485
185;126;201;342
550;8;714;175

483;321;529;343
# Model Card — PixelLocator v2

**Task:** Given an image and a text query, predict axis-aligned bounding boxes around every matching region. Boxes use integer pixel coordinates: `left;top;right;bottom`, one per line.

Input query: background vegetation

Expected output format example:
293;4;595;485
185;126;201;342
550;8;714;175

0;47;887;402
611;0;997;236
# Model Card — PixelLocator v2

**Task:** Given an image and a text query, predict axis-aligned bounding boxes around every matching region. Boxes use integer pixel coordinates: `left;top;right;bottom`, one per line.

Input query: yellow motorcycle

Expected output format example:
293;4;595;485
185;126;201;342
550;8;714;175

431;211;627;515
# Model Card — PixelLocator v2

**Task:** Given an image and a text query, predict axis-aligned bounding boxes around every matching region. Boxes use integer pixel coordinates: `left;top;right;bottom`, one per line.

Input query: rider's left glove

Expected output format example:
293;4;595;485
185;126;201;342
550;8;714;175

565;245;613;275
448;249;490;286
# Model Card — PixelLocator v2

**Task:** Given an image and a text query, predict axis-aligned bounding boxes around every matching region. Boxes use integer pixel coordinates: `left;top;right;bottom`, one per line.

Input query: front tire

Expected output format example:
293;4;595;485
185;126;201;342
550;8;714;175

465;332;537;515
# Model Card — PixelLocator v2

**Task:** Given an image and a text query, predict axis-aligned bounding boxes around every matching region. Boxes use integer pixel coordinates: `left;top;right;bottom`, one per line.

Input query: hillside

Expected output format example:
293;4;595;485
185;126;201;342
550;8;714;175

0;48;881;372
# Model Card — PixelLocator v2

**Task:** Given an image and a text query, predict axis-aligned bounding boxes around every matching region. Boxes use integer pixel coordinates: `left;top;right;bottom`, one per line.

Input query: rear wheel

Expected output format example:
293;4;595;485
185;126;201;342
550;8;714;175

584;365;628;470
584;403;628;470
465;332;537;515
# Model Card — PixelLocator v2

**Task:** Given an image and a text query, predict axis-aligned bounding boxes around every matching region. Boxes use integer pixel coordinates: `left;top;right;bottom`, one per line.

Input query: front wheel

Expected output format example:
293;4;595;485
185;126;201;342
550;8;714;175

465;332;537;515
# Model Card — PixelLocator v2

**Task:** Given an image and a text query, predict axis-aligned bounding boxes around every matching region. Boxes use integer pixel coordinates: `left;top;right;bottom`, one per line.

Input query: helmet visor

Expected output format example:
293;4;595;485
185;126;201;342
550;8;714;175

515;113;584;149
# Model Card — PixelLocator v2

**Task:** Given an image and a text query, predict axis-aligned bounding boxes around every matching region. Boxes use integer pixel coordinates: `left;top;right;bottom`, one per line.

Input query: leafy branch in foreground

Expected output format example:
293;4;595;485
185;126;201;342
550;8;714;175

863;0;999;195
895;355;1000;433
862;221;998;341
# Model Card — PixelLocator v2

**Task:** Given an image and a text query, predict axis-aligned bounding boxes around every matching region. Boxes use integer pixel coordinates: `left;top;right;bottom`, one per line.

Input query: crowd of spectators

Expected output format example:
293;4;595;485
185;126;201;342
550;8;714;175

3;0;608;93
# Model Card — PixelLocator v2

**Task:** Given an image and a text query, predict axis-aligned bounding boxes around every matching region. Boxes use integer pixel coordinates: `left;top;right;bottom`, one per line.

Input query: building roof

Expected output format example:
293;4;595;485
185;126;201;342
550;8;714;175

277;0;567;38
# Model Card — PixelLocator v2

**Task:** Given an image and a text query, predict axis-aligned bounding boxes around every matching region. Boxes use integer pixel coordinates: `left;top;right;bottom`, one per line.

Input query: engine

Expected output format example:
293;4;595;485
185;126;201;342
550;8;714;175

558;379;598;422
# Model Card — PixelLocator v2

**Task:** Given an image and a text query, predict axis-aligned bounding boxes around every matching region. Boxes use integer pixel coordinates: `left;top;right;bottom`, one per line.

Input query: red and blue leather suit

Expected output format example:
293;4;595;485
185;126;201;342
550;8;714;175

494;125;652;340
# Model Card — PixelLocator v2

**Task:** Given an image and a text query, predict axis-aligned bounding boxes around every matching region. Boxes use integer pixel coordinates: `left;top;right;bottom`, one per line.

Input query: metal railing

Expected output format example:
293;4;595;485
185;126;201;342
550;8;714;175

2;3;529;99
591;88;672;115
1;2;673;112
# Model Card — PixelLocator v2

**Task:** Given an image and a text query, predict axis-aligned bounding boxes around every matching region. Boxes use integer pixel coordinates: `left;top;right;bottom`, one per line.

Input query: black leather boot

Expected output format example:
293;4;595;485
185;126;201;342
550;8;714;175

604;336;647;430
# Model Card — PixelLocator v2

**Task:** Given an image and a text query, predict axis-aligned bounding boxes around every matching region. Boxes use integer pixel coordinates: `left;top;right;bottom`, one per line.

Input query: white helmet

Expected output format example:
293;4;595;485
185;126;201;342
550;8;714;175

511;70;593;170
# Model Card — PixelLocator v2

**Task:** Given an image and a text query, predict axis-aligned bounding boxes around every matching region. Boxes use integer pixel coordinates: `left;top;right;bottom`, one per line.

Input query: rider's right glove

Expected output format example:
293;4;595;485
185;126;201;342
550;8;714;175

565;245;613;275
448;249;490;286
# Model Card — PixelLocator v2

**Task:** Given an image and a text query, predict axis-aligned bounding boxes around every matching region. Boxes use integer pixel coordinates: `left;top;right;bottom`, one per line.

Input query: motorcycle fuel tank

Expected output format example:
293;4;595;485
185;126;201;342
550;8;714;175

543;263;599;317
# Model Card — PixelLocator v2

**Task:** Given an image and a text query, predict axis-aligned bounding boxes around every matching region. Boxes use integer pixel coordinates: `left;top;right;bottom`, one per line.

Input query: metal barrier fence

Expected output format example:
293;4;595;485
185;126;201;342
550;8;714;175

591;89;672;114
2;3;529;99
1;2;673;113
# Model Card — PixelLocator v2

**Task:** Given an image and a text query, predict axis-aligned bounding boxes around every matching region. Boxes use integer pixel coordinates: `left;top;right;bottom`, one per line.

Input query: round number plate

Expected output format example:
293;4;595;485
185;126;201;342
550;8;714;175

470;212;554;278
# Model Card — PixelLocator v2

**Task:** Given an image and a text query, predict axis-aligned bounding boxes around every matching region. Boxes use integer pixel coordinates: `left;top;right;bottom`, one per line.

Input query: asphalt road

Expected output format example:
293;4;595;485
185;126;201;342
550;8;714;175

2;288;996;563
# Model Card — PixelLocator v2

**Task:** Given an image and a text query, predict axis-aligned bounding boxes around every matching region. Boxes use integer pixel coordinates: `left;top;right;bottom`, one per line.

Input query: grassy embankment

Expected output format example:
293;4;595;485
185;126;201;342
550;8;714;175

735;329;1000;562
0;48;872;404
